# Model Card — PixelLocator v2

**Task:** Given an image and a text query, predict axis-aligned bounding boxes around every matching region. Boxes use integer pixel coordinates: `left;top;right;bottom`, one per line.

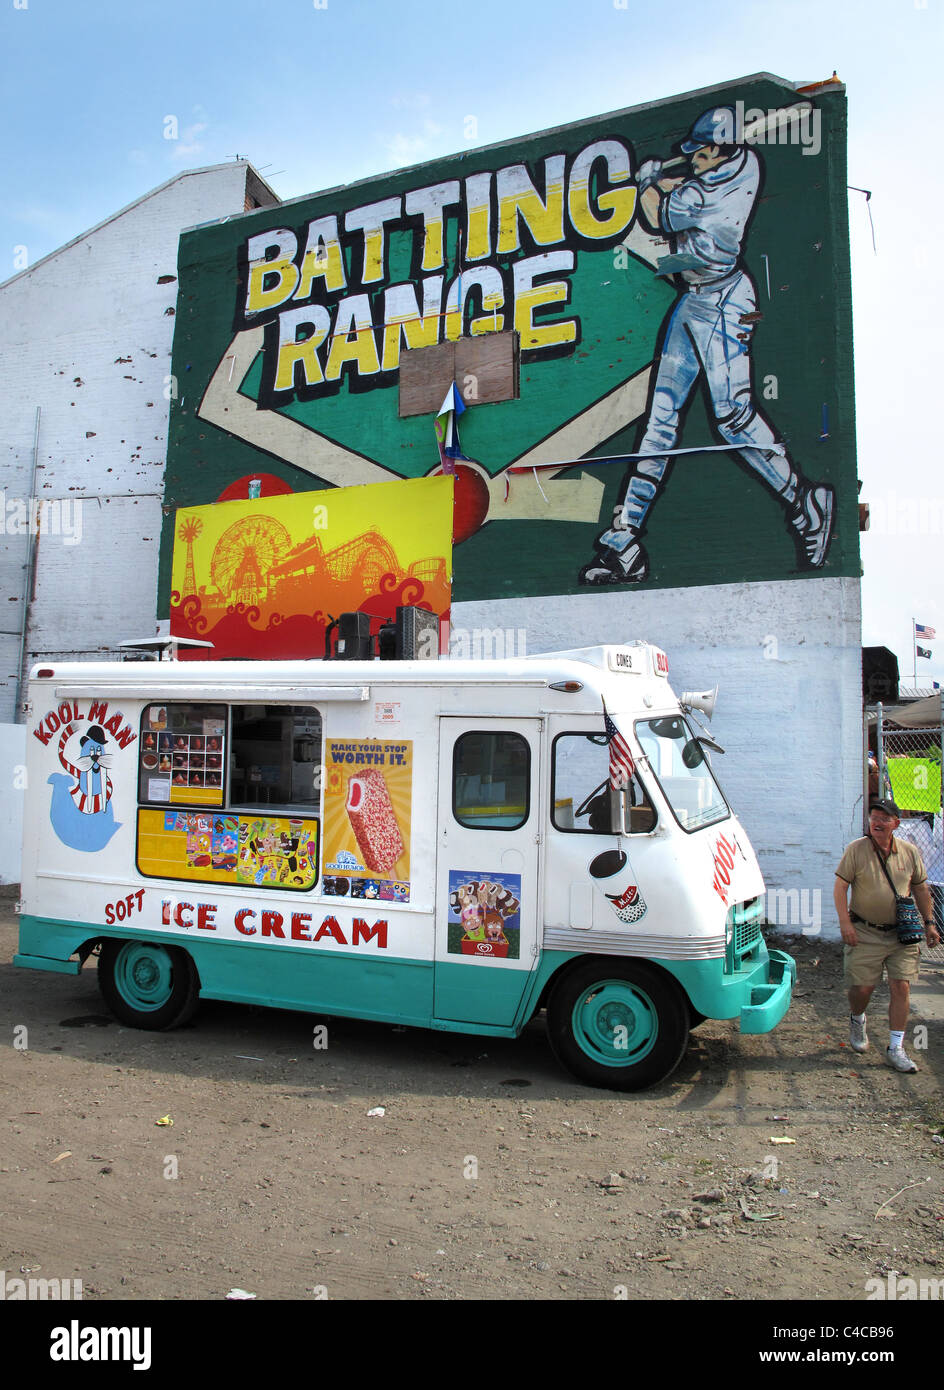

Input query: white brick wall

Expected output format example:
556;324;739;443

0;722;26;884
454;575;862;939
0;163;275;723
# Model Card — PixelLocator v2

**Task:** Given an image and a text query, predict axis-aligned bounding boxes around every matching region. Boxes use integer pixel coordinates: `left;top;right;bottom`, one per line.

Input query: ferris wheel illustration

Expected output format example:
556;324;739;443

211;515;291;607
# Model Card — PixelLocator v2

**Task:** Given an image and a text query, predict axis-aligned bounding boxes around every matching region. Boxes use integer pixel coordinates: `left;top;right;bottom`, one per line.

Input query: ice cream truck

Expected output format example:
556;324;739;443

15;641;794;1090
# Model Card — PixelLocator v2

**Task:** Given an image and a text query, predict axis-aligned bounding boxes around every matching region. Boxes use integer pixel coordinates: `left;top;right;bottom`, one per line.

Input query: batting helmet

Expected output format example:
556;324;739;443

680;106;738;153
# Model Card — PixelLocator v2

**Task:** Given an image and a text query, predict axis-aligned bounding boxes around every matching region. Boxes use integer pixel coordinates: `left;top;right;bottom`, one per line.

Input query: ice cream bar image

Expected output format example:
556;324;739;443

345;769;404;873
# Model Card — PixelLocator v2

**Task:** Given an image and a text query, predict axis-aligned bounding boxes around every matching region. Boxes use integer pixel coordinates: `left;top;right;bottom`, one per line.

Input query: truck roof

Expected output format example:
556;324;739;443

29;642;671;697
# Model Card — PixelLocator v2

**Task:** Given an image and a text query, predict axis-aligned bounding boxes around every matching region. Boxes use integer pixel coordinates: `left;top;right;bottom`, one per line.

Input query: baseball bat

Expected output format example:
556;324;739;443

654;101;814;172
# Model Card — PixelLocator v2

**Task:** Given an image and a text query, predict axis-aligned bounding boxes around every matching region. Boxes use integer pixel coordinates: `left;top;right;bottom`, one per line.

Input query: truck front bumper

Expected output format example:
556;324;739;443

739;948;796;1034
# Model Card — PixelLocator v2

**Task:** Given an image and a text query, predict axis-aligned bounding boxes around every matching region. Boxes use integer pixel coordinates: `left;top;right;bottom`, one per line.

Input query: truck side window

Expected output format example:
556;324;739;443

453;731;530;830
552;732;656;834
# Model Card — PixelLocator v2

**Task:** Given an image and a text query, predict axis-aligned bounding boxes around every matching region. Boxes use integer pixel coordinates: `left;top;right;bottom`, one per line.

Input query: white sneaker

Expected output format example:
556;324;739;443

849;1015;868;1052
578;542;649;585
788;483;835;568
886;1046;918;1073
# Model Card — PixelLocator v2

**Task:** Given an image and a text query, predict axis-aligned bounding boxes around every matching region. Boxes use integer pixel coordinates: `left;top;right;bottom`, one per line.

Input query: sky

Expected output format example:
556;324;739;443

2;0;941;691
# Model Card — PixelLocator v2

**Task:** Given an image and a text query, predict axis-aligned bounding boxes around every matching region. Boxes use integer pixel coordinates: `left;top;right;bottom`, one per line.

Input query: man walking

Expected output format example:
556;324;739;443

834;798;940;1071
580;105;835;586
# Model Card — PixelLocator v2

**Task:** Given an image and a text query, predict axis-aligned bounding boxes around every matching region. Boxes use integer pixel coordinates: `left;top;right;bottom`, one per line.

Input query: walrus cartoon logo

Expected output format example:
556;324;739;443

48;723;122;852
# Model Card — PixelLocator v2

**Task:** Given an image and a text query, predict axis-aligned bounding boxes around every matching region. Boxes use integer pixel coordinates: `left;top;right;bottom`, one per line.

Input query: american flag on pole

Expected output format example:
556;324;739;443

434;382;472;475
603;703;635;790
916;623;936;640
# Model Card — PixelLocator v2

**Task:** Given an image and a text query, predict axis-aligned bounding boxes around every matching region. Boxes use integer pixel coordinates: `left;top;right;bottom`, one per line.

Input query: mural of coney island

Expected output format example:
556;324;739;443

170;476;452;660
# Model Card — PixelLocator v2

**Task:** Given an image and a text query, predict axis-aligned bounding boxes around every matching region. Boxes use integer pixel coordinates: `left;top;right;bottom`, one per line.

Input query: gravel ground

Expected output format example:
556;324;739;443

2;889;943;1305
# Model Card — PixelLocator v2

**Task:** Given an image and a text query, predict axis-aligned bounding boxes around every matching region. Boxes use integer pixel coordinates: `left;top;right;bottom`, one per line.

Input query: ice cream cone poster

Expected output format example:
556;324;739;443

170;475;451;661
323;739;412;900
447;871;521;961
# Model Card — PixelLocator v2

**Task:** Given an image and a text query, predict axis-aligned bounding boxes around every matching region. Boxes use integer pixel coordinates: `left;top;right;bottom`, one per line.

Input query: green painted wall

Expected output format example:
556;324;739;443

159;74;856;608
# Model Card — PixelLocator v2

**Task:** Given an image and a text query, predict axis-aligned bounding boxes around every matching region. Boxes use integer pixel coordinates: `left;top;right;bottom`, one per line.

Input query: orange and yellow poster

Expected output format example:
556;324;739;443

170;476;452;660
322;739;412;903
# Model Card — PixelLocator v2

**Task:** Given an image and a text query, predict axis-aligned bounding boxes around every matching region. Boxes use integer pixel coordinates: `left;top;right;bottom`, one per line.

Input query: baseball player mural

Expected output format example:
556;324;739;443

580;106;835;586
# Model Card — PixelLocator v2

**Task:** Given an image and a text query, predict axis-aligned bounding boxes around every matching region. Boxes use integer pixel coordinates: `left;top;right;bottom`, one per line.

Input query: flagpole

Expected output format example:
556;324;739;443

913;618;917;687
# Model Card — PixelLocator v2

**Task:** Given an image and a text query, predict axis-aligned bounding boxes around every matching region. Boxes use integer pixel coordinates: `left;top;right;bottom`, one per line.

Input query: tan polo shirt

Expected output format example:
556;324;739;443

836;836;927;925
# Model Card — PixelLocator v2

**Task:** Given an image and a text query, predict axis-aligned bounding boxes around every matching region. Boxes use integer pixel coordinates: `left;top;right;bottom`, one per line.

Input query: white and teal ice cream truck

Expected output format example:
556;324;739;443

15;642;794;1090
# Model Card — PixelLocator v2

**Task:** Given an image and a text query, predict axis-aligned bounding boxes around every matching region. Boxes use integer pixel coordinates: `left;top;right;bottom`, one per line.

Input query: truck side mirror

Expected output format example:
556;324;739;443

682;739;704;768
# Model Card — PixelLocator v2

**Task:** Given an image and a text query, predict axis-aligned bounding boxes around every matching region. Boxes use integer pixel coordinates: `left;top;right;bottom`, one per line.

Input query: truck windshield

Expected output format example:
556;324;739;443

635;716;728;832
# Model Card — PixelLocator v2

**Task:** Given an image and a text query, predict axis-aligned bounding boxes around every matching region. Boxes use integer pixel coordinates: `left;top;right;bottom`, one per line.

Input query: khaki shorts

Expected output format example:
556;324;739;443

844;921;921;987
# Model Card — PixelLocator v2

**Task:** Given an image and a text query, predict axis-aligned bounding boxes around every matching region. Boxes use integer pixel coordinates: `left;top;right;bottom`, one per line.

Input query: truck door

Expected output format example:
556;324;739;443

434;717;542;1027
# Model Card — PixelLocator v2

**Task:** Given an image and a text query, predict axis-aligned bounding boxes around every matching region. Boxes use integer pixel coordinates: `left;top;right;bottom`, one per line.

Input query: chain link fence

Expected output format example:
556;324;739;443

876;717;944;935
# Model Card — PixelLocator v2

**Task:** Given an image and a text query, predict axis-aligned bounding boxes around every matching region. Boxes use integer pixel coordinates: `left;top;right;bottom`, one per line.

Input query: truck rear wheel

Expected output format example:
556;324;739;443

547;959;689;1091
99;939;200;1030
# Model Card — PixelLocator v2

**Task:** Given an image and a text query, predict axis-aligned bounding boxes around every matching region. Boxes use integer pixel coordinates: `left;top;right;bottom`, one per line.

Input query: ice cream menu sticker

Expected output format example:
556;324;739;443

447;871;521;960
322;739;412;901
139;704;226;808
137;809;318;890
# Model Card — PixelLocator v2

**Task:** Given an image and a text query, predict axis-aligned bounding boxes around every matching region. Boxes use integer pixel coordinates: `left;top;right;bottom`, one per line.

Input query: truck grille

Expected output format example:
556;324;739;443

726;897;763;970
734;917;762;955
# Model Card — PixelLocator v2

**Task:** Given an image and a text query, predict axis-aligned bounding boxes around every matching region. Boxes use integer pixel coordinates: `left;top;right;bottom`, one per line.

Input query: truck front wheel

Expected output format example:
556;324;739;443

98;939;200;1030
547;959;689;1091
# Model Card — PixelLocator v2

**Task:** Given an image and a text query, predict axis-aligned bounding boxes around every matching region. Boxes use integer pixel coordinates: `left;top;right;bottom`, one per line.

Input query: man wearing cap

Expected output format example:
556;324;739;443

834;798;940;1071
580;104;835;586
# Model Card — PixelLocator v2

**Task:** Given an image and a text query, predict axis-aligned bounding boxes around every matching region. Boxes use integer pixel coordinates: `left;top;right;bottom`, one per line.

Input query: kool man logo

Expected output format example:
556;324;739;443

33;700;135;852
710;832;738;906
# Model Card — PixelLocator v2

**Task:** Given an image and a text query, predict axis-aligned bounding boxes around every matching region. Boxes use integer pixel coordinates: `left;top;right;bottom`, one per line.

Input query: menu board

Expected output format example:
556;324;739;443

137;808;318;890
139;703;226;807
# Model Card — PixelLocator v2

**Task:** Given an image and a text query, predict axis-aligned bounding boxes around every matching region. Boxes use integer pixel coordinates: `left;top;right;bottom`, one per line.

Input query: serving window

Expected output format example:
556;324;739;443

230;706;322;812
136;702;323;891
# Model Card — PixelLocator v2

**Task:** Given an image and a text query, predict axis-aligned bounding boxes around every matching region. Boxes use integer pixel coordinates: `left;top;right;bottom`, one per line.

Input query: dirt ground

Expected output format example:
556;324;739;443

2;885;943;1304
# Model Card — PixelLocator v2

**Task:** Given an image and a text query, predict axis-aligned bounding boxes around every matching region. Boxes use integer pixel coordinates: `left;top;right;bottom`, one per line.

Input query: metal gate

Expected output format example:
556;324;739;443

875;705;944;930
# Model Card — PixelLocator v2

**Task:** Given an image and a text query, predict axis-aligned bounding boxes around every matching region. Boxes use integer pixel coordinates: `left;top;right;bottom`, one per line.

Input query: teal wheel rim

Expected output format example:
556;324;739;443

113;943;174;1012
571;979;658;1067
